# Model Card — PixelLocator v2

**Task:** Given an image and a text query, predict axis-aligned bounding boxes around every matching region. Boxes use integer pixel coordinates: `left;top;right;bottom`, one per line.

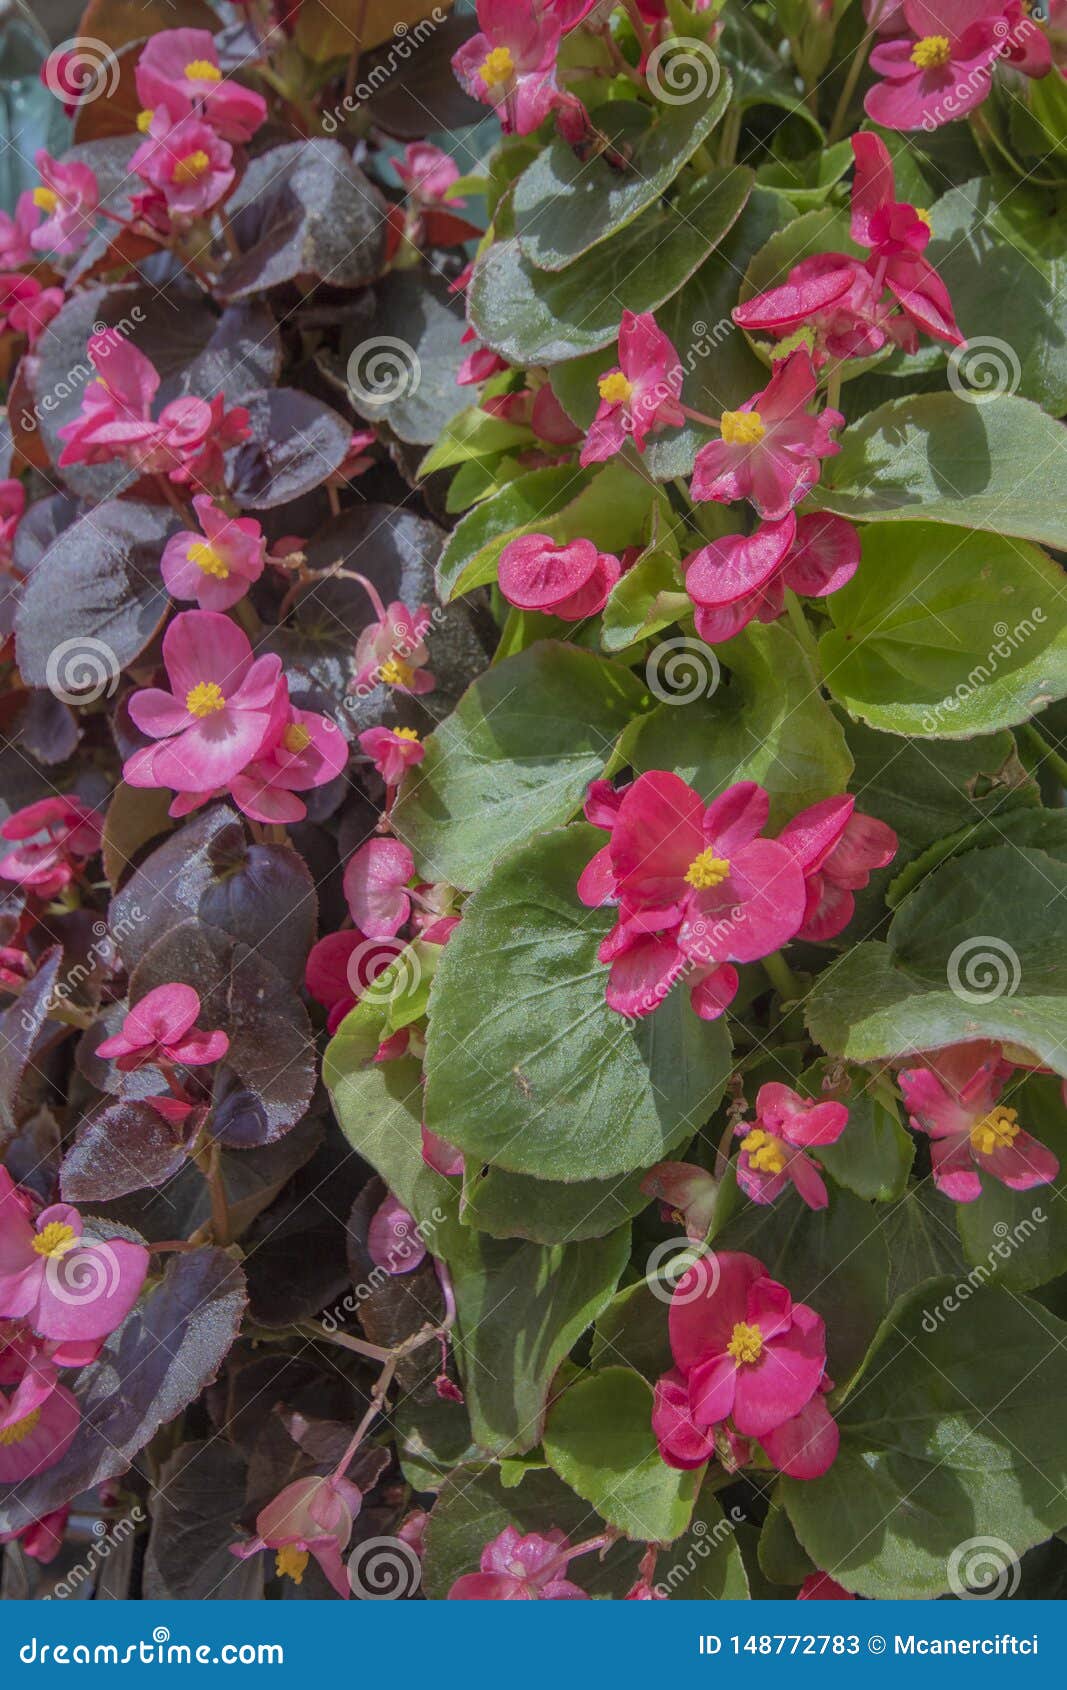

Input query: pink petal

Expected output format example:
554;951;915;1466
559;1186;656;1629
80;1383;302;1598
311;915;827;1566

343;839;416;939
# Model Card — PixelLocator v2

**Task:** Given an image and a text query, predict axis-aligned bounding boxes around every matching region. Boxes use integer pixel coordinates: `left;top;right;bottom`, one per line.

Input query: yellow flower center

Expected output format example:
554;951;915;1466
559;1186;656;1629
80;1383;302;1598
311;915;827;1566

970;1105;1021;1156
684;850;731;890
184;59;222;81
275;1546;309;1584
283;722;312;754
186;681;226;717
480;46;516;87
188;541;229;580
720;410;765;446
598;371;633;406
726;1321;764;1366
136;108;155;133
173;150;211;184
394;727;420;743
380;657;415;688
740;1127;788;1175
911;34;951;67
915;207;932;227
32;1221;77;1258
32;186;59;213
0;1408;41;1447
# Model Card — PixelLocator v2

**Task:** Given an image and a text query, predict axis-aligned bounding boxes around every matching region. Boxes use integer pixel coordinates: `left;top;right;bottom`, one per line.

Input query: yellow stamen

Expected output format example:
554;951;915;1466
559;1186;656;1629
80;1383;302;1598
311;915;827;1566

726;1321;764;1365
598;371;633;406
186;681;226;717
283;722;312;754
720;410;765;447
684;850;731;891
0;1408;41;1446
970;1105;1021;1156
394;727;420;743
274;1546;309;1584
910;34;951;68
480;46;515;87
136;108;155;133
188;541;229;580
32;1221;77;1258
173;150;211;185
32;186;58;214
740;1127;788;1176
914;207;932;227
380;658;415;688
184;59;222;82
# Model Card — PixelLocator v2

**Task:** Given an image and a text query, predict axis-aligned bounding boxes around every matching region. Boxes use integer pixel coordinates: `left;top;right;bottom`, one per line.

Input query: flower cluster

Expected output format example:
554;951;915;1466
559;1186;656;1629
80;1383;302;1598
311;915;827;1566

899;1041;1059;1201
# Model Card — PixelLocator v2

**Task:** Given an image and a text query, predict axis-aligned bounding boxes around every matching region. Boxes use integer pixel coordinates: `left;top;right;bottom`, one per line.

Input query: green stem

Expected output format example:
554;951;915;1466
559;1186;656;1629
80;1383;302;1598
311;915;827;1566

827;31;873;145
784;589;822;672
762;950;802;1003
1020;723;1067;788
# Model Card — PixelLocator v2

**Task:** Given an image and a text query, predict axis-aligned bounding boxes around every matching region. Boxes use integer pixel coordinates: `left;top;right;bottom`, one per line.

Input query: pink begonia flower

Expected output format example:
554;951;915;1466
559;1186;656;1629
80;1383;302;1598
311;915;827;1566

640;1162;719;1241
531;382;583;446
358;726;424;793
131;113;235;225
29;150;98;256
448;1526;590;1600
734;255;909;367
625;1579;667;1600
798;1571;855;1599
304;931;404;1033
331;429;377;485
999;0;1052;72
652;1252;838;1479
0;191;40;268
865;0;907;33
0;478;25;568
864;0;1006;130
497;534;621;620
57;330;250;489
161;495;266;611
452;0;564;135
691;352;842;521
0;1504;70;1563
0;274;63;348
353;593;435;698
422;1123;464;1178
343;839;416;940
777;795;898;942
393;143;465;206
135;28;268;142
0;1356;79;1483
124;610;283;794
0;796;101;897
367;1194;427;1275
95;982;229;1072
898;1042;1059;1202
580;772;806;1021
226;706;347;826
735;1082;849;1210
849;133;964;346
581;310;684;465
396;1509;428;1559
456;326;509;387
685;511;860;646
230;1474;362;1597
0;1169;149;1342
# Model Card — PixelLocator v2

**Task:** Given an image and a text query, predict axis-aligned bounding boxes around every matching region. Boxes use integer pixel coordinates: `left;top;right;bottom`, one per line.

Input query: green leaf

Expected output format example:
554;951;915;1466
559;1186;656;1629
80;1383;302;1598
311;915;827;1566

469;170;753;365
658;1488;750;1598
392;642;648;891
513;80;733;270
435;460;660;602
461;1161;649;1245
591;1277;676;1382
956;1075;1067;1293
544;1368;701;1542
757;142;854;211
627;622;853;828
818;523;1067;737
807;843;1067;1078
814;1082;914;1203
601;544;689;654
424;826;732;1181
782;1284;1067;1597
448;1226;631;1456
881;1189;967;1307
815;392;1067;551
419;405;535;477
713;1184;890;1385
758;1497;815;1587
